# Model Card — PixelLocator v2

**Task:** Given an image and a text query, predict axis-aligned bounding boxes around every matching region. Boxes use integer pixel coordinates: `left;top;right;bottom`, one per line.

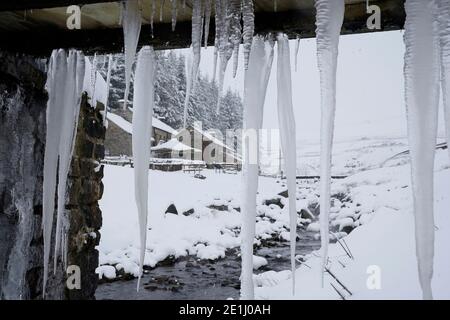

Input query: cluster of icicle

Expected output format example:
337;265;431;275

183;0;255;127
314;0;345;287
42;49;85;296
240;34;298;299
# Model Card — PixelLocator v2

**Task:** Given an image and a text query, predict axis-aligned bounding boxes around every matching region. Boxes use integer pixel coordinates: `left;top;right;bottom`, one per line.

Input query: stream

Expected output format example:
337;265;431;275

95;232;320;300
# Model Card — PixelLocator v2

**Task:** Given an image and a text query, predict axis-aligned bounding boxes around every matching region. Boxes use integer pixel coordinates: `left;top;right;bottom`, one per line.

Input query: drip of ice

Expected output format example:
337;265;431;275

160;0;165;22
230;0;242;78
151;0;156;37
122;0;142;110
171;0;178;31
295;36;301;72
242;0;255;70
435;1;450;162
182;0;202;127
404;0;440;300
204;0;212;48
274;0;278;12
183;50;193;128
216;0;233;110
314;0;345;287
132;46;156;290
42;49;85;295
240;36;274;300
104;54;113;124
276;34;297;296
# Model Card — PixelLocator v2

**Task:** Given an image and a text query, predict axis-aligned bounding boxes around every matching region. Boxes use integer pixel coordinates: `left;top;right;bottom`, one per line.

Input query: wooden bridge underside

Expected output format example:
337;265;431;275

0;0;405;55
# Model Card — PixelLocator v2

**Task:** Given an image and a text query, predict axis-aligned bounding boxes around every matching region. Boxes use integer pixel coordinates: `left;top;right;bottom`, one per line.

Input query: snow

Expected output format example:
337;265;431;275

314;0;345;286
131;46;156;289
255;148;450;300
240;36;274;300
122;0;142;110
253;255;268;270
403;0;441;300
276;34;298;295
107;111;177;136
96;265;116;280
151;138;201;152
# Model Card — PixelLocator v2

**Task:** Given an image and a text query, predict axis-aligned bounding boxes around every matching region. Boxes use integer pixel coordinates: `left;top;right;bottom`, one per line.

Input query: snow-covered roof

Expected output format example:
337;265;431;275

190;125;235;153
151;139;202;152
106;112;177;136
107;113;132;134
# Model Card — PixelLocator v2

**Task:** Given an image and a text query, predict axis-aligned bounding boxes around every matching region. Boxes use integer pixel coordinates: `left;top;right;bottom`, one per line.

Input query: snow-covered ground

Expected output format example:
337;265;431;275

97;137;450;299
256;148;450;300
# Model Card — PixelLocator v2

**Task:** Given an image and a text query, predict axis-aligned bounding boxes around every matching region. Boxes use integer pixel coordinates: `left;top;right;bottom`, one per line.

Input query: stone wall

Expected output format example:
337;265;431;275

0;52;105;300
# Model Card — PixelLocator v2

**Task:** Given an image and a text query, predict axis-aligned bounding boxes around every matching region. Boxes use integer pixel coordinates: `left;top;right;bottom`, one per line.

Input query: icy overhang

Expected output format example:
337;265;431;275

0;0;405;55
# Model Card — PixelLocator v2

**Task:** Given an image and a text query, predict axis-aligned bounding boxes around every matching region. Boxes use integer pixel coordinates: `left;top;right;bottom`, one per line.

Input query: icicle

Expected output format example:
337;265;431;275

276;34;297;296
191;0;202;82
216;0;233;110
150;0;156;37
132;46;156;290
42;50;85;295
295;35;301;72
160;0;165;22
242;0;255;70
314;0;345;287
404;0;440;300
240;36;274;300
181;0;202;127
42;50;64;295
183;50;193;128
274;0;278;12
122;0;142;110
171;0;178;31
436;0;450;163
204;0;212;48
230;0;242;78
53;51;83;271
104;54;113;124
212;38;218;81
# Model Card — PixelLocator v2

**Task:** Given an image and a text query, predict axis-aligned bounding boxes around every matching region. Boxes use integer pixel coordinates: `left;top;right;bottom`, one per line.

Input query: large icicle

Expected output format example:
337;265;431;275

242;0;255;70
53;51;85;271
182;0;202;127
240;36;274;300
216;0;233;110
276;34;298;296
42;50;84;295
436;1;450;162
122;0;142;110
230;0;242;78
404;0;440;300
132;46;156;290
314;0;345;287
42;50;65;295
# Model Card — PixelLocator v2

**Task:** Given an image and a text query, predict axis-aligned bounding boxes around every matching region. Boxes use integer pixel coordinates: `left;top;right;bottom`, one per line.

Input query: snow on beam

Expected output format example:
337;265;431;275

1;0;405;56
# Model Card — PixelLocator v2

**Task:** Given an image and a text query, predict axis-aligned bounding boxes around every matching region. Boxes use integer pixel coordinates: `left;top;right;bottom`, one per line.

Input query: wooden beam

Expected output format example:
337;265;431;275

0;0;122;11
0;0;405;56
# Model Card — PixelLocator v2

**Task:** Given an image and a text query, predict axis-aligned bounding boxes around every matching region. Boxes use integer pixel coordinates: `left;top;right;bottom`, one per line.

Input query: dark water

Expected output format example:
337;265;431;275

95;232;320;300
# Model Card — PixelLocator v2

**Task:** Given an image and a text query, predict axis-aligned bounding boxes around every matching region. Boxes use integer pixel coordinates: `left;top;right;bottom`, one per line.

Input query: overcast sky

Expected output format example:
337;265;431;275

183;30;446;144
